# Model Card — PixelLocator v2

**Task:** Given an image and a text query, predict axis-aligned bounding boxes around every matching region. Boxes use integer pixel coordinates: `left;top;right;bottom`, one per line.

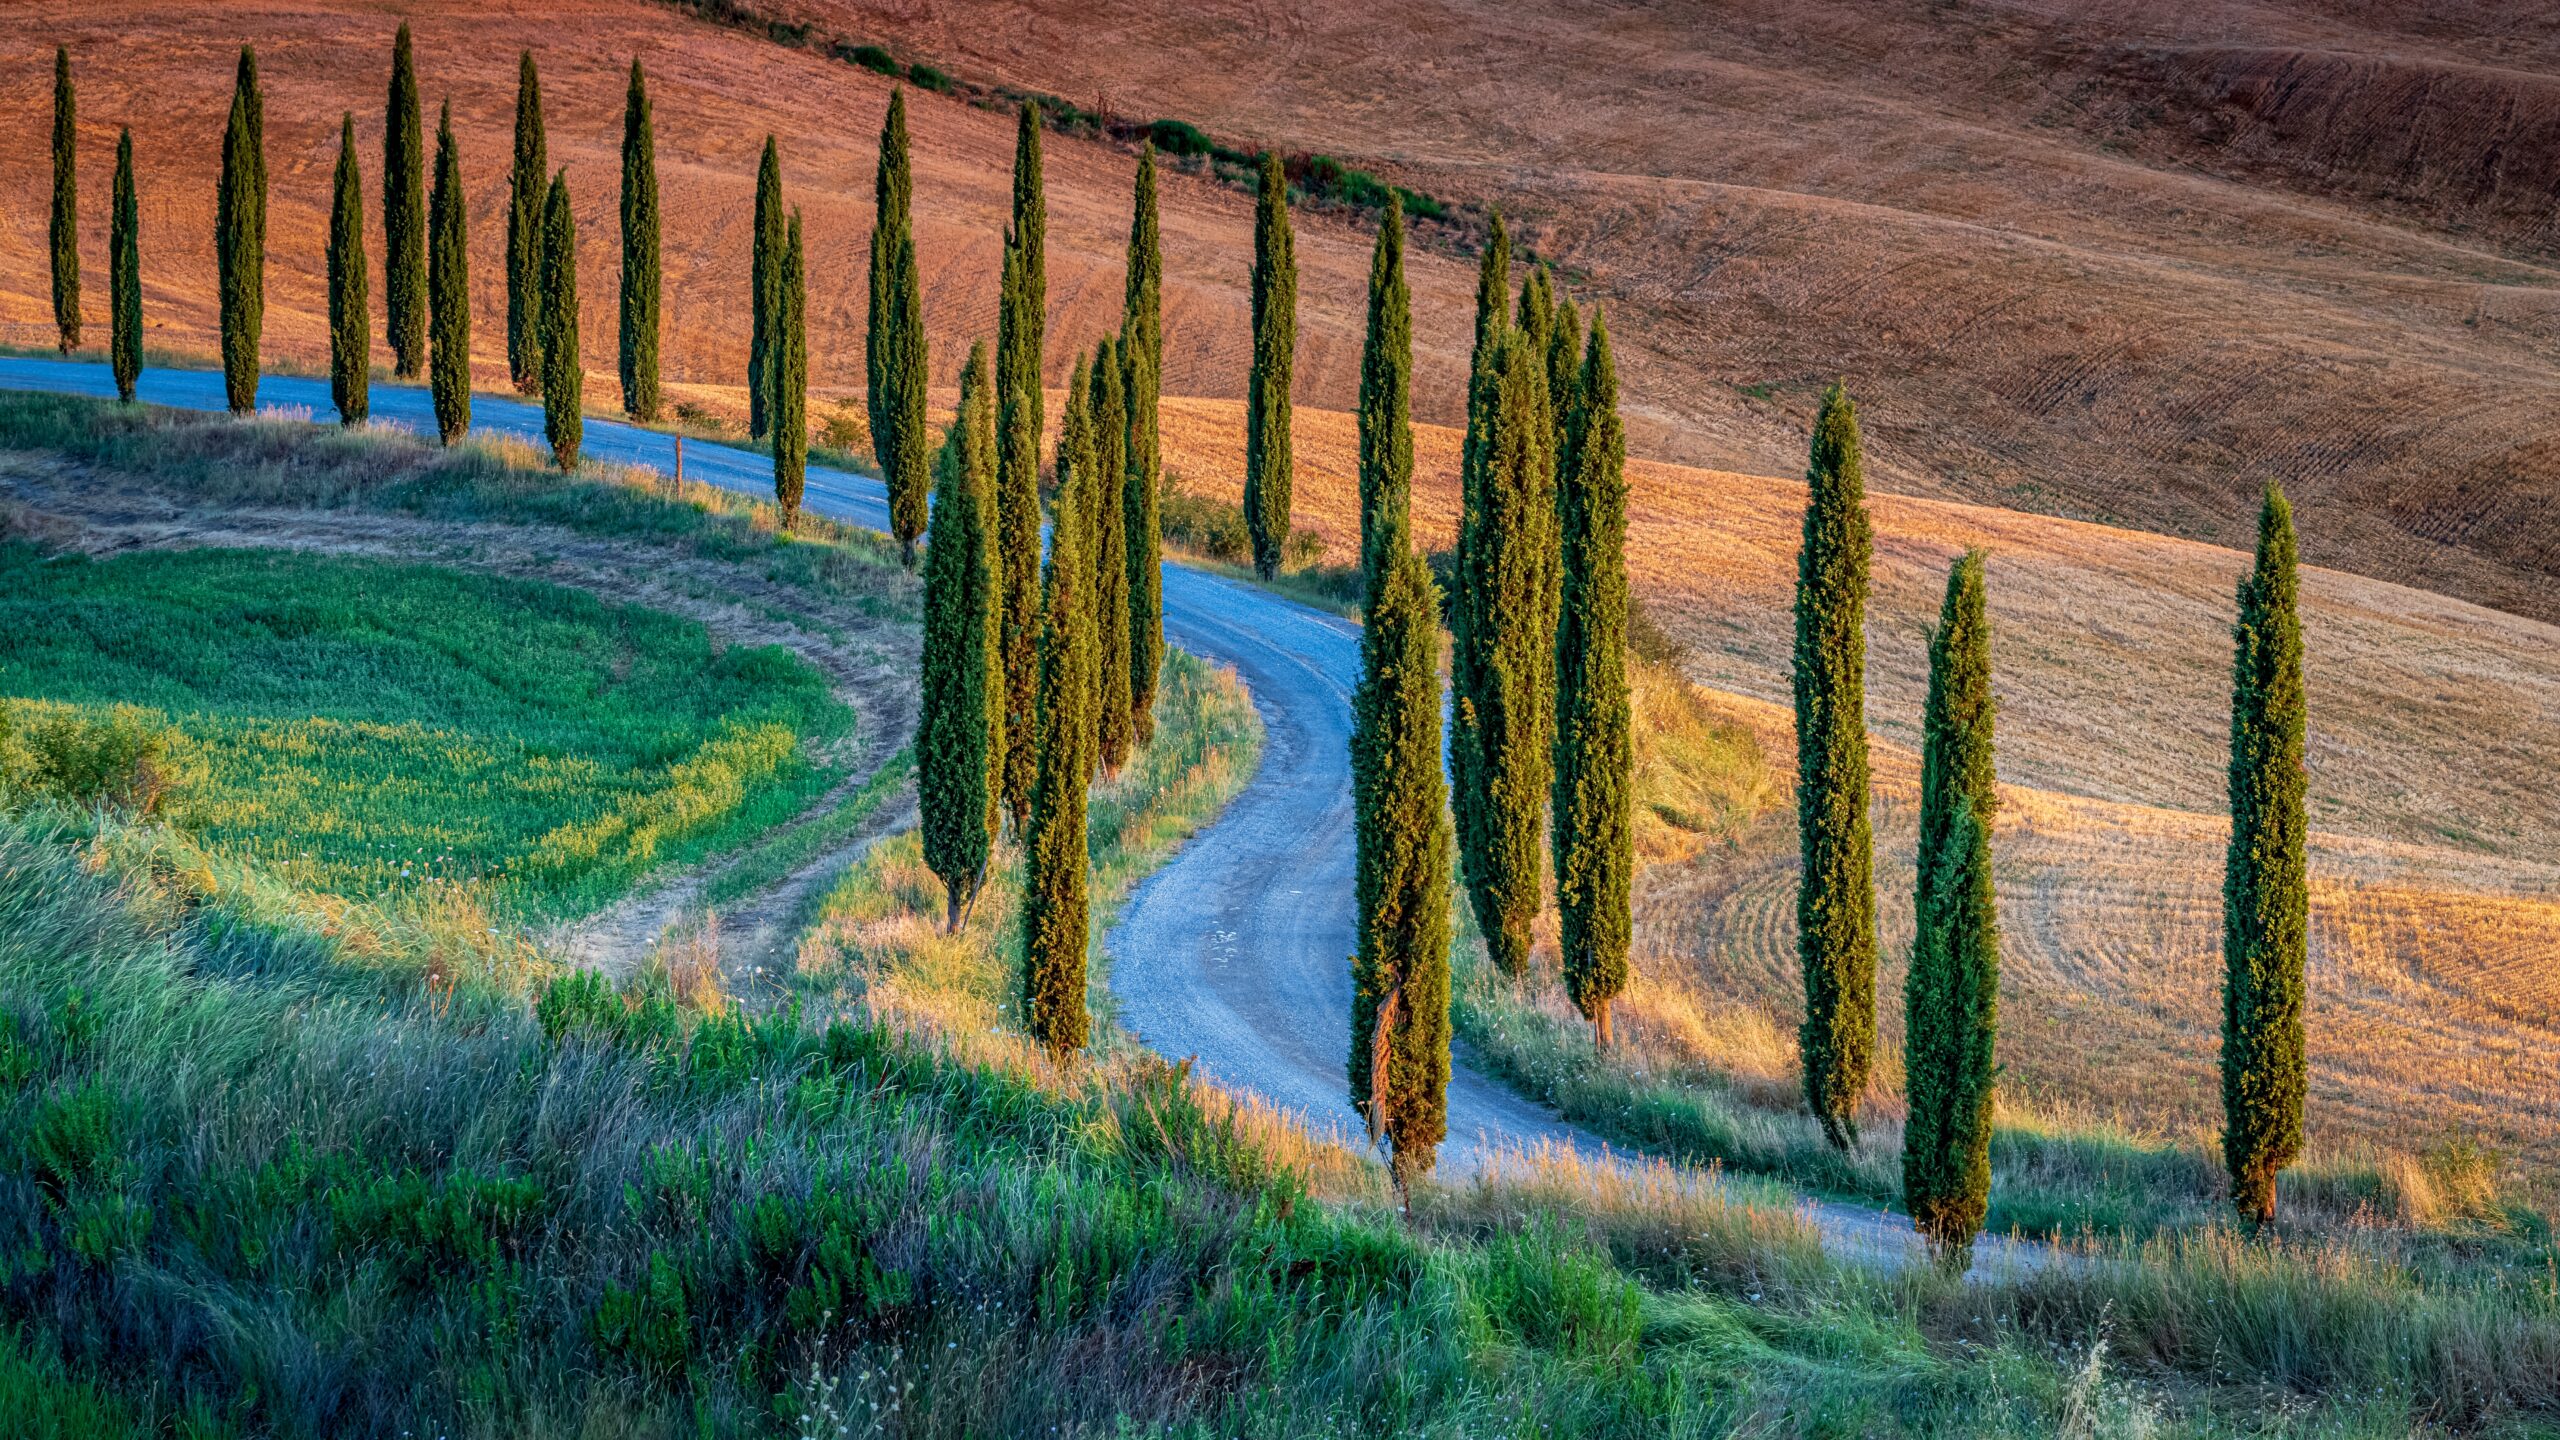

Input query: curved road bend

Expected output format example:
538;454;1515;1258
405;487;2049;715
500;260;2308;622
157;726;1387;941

0;360;2023;1270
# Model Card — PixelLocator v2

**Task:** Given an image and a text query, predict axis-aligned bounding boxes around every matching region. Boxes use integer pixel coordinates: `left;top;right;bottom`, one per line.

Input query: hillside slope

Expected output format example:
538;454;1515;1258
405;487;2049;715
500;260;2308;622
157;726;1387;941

772;0;2560;623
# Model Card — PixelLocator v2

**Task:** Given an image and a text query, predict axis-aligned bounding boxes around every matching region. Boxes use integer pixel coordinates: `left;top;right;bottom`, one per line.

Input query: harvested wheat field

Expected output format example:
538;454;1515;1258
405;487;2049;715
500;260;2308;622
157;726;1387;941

791;0;2560;626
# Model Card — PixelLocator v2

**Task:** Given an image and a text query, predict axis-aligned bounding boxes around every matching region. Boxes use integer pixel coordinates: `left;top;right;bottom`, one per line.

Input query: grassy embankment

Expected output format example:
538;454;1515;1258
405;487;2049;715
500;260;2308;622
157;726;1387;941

0;391;913;975
6;670;2559;1436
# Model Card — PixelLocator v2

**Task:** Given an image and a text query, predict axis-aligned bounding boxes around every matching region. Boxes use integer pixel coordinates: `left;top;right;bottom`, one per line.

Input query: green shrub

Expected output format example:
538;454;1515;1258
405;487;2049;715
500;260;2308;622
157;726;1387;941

326;1168;542;1286
0;701;183;815
845;43;899;76
595;1250;693;1382
1147;118;1213;157
22;1082;126;1196
908;63;953;93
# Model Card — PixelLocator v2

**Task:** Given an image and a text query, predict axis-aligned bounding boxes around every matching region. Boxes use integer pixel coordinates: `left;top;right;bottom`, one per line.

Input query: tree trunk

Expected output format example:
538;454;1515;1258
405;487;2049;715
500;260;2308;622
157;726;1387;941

1594;1000;1613;1051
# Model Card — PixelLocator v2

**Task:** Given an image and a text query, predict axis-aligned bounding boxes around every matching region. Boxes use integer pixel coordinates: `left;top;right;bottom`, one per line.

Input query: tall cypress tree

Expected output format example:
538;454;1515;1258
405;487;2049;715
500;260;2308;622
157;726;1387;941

2222;484;2308;1227
109;130;140;403
1903;551;2001;1255
427;101;471;445
1122;143;1165;743
749;136;783;440
1452;329;1558;977
868;89;929;565
1793;383;1879;1151
506;52;547;395
774;213;807;528
1243;153;1298;581
1358;193;1413;588
1349;544;1454;1190
50;47;79;356
1547;296;1582;462
215;47;265;416
619;59;662;421
538;173;580;471
1090;337;1133;777
1516;265;1555;365
1055;354;1099;772
1450;212;1510;910
919;345;1003;929
327;114;370;427
1555;314;1630;1047
383;25;427;380
993;103;1047;835
1025;375;1097;1060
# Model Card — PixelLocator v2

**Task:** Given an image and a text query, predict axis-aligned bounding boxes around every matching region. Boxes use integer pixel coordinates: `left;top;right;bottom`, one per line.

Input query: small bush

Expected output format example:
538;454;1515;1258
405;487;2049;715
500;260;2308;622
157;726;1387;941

1148;118;1214;157
818;401;871;460
844;43;900;76
596;1251;693;1382
908;63;953;94
0;701;185;815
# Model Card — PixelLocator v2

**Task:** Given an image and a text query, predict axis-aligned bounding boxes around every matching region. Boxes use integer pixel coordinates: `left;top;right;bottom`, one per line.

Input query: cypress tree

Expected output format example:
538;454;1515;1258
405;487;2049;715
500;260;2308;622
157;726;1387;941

1793;383;1879;1151
1450;212;1509;908
1025;374;1097;1060
1471;211;1511;358
1090;337;1133;776
749;136;785;440
993;103;1047;835
215;47;265;416
327;114;370;427
774;212;807;528
1358;193;1413;588
2222;484;2308;1227
1055;354;1099;771
506;52;547;395
427;101;472;445
619;59;662;421
1903;551;2001;1255
383;25;427;380
1243;153;1298;581
109;130;140;403
50;47;79;356
1122;144;1165;742
1515;265;1554;364
868;89;929;565
919;345;1003;929
1547;296;1582;462
1452;329;1558;977
538;173;580;472
1555;314;1630;1047
1349;545;1454;1190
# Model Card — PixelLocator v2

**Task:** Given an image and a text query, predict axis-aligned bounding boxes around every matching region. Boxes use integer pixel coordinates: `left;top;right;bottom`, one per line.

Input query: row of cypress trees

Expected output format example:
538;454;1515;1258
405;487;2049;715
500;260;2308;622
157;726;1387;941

902;105;1172;1067
50;51;141;401
1785;387;2308;1247
1440;214;1634;1059
1349;199;1634;1184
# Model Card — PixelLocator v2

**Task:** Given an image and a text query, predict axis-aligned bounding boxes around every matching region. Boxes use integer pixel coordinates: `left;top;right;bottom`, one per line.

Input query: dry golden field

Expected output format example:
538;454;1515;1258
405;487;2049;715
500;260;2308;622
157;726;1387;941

785;0;2560;626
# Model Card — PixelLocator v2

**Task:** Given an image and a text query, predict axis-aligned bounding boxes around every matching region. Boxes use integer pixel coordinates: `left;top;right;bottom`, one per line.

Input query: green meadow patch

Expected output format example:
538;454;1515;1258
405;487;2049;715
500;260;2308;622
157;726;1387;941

0;544;849;917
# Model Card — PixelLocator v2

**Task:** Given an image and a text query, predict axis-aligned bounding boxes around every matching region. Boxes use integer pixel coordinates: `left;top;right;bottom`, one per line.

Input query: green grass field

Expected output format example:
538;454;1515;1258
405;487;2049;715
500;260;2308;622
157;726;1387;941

0;545;850;917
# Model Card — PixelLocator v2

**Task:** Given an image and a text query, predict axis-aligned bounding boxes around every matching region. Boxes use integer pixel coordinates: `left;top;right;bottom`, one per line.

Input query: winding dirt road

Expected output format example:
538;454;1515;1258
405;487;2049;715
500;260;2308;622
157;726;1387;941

0;359;2038;1271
